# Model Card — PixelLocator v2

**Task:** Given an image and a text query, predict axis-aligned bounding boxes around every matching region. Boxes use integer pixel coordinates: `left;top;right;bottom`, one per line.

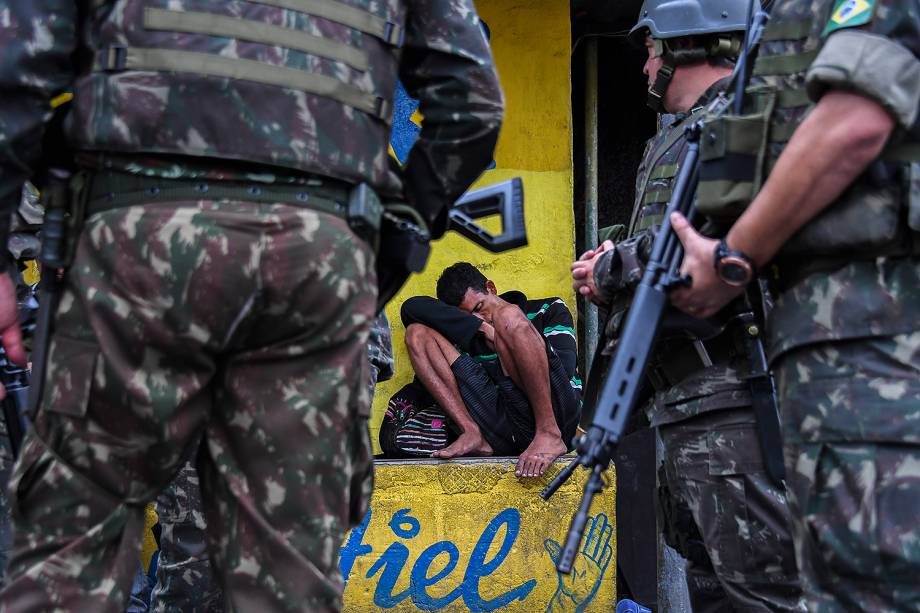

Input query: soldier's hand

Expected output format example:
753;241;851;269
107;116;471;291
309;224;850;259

669;212;745;318
0;273;25;399
571;240;613;304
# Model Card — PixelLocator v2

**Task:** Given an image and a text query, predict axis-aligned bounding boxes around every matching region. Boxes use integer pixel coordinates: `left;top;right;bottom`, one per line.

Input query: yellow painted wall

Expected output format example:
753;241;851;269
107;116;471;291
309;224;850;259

371;0;576;451
342;458;616;611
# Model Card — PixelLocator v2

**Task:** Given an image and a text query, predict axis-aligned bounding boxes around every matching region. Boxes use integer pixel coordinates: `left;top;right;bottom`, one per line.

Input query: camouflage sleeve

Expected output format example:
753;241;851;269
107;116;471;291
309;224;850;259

593;229;656;301
398;0;504;238
0;2;78;243
807;0;920;128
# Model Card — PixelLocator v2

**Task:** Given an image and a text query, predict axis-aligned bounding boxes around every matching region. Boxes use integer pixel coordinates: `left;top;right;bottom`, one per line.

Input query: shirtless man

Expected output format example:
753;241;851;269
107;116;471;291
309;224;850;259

402;262;581;477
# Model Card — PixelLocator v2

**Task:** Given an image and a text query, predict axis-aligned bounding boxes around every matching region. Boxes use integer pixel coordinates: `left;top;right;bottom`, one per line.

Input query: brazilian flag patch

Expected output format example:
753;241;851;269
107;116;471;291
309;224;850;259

823;0;876;36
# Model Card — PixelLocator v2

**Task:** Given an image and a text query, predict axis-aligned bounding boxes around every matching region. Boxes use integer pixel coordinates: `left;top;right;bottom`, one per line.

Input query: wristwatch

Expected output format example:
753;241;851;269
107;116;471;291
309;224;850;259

713;238;755;287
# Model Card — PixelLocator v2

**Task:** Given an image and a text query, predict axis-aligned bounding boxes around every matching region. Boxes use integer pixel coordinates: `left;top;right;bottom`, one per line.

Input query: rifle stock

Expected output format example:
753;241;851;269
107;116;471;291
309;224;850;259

376;178;528;310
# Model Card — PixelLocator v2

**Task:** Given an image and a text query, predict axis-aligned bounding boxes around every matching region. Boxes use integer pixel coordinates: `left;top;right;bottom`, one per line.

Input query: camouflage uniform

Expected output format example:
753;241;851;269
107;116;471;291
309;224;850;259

148;313;391;612
0;1;502;611
700;1;920;609
593;80;802;612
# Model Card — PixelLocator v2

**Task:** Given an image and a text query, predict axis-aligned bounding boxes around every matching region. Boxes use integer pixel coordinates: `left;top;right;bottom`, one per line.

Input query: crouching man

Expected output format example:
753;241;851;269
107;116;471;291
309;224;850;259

402;262;581;477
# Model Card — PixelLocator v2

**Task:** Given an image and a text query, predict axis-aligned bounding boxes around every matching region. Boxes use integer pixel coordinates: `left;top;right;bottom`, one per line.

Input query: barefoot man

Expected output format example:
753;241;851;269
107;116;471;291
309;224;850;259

401;262;582;477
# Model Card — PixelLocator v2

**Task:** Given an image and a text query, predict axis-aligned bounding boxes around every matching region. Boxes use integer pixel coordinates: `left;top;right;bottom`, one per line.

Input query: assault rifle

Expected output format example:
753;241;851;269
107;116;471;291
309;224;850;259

540;122;704;573
541;4;778;575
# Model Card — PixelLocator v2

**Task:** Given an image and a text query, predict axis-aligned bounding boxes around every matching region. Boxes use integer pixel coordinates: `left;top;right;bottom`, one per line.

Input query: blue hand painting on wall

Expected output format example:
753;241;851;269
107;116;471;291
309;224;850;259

544;514;614;613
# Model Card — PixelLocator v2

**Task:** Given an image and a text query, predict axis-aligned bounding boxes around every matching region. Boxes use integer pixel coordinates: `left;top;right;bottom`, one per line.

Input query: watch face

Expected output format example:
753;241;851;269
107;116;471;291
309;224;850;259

718;256;753;286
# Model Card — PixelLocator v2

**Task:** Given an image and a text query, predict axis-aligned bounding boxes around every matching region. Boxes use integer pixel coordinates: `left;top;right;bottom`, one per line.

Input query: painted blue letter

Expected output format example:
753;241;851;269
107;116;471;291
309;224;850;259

339;509;373;588
462;508;537;611
410;541;463;610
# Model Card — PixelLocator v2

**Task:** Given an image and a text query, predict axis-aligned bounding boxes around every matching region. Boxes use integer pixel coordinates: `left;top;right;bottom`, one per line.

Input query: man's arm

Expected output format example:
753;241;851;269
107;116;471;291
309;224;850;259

398;0;504;238
400;296;484;352
540;299;578;377
671;18;920;317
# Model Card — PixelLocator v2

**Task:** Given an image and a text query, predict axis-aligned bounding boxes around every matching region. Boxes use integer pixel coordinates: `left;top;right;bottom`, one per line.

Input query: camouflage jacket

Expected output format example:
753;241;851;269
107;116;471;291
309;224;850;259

593;77;752;428
0;0;504;239
707;0;920;363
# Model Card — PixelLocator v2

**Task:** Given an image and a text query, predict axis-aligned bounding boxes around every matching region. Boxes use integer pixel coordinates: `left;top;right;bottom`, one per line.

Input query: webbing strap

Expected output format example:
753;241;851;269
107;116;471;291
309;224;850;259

144;8;369;71
648;163;679;180
775;87;811;108
95;47;390;119
760;19;812;42
248;0;404;46
753;49;818;76
637;213;664;230
85;172;351;218
643;189;672;206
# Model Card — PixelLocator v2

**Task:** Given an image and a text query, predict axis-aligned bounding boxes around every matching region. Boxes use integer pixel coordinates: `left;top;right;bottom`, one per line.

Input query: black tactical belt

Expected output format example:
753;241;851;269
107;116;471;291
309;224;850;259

85;170;353;221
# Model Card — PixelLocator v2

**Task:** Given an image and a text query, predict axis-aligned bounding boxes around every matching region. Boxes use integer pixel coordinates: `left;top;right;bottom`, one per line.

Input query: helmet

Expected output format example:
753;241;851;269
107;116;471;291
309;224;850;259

629;0;752;112
628;0;752;48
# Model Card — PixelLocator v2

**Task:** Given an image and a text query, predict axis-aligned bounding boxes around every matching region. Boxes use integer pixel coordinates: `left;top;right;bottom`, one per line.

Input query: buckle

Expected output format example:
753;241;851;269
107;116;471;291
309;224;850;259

374;97;391;119
383;22;405;47
98;46;128;71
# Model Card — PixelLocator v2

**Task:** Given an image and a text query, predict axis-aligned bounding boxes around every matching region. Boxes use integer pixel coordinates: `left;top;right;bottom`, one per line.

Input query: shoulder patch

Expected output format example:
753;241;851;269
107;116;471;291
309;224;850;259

823;0;876;36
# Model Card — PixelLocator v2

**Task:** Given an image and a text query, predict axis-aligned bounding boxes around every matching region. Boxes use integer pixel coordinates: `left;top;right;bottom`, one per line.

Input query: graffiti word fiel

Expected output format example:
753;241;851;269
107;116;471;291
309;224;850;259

339;507;536;611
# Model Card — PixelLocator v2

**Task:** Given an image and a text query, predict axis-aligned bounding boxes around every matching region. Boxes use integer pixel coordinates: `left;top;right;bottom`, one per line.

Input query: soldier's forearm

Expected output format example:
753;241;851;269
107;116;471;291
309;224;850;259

725;91;895;267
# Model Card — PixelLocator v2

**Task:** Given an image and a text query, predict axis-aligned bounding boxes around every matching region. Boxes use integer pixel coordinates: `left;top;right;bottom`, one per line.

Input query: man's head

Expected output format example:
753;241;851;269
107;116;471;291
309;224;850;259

437;262;501;321
628;0;750;113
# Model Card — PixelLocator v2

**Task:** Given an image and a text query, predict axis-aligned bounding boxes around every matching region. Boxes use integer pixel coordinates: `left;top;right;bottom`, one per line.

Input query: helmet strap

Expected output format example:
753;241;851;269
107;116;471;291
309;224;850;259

647;57;675;113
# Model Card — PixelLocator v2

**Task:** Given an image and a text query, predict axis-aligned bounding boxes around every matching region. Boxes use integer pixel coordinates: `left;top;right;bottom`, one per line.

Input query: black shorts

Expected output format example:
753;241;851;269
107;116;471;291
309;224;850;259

450;343;581;456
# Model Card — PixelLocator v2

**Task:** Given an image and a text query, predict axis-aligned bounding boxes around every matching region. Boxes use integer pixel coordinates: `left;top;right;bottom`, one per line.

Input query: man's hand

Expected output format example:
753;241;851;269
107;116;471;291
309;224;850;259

669;212;745;318
571;240;614;304
0;273;25;400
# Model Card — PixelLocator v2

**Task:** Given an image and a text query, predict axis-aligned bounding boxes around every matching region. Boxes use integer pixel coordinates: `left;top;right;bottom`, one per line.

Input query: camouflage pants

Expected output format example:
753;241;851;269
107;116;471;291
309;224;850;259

150;457;222;613
776;333;920;612
659;408;803;612
0;199;376;612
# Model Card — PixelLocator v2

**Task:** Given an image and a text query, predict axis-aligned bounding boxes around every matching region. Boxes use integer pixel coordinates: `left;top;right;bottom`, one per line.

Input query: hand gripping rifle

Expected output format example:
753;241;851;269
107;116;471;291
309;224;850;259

542;3;775;575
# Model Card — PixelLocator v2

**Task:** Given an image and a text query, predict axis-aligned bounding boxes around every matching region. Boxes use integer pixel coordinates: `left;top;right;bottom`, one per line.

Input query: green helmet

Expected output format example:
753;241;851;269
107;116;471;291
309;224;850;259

629;0;751;112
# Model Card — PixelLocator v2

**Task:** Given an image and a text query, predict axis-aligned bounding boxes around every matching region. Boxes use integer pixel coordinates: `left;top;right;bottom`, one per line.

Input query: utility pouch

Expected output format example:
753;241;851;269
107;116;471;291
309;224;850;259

697;89;776;221
375;203;431;311
347;182;383;240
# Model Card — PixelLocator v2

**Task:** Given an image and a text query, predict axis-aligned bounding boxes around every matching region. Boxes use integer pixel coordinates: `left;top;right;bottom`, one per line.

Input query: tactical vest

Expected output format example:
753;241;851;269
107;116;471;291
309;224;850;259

696;1;920;259
67;0;406;193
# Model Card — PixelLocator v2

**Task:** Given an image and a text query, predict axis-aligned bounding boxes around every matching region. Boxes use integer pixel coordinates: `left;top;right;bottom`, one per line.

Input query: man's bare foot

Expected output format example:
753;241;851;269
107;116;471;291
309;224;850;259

516;431;567;477
432;431;493;459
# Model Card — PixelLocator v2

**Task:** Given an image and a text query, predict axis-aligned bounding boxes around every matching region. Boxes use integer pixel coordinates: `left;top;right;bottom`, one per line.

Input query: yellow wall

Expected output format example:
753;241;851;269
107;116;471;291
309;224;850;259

342;458;616;611
371;0;576;451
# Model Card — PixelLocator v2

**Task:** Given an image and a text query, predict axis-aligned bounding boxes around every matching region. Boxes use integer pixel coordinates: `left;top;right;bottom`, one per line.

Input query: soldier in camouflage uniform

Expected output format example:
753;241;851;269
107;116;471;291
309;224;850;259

670;0;920;609
0;0;502;610
148;313;391;612
572;2;803;610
